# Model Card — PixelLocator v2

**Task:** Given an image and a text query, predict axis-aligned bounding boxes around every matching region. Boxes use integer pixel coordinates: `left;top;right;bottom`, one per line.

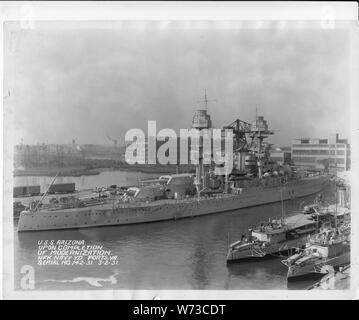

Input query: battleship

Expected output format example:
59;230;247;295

17;102;330;232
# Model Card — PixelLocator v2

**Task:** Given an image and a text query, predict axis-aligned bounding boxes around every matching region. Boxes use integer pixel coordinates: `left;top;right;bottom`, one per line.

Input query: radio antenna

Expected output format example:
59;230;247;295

197;89;216;112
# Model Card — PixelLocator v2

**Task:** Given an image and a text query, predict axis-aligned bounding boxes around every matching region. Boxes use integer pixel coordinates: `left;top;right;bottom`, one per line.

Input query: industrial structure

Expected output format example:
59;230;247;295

270;147;292;165
14;142;125;170
291;133;350;171
123;95;275;183
191;93;276;192
14;143;84;168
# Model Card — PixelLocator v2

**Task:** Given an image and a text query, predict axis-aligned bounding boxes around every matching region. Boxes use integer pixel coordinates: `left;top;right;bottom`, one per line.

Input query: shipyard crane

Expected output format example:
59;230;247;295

222;115;274;177
221;118;253;174
223;119;252;152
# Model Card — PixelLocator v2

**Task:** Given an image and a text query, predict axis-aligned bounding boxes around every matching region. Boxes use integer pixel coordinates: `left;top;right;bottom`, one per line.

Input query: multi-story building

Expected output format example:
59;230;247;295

291;133;350;171
270;146;292;165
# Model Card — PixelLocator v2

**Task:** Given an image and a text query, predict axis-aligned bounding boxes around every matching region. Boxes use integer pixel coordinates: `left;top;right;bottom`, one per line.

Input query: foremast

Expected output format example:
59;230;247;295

191;90;212;196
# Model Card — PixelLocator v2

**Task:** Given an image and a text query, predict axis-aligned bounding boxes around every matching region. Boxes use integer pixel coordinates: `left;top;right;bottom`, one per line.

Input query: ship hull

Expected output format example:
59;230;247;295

17;176;329;232
226;238;308;263
286;252;350;281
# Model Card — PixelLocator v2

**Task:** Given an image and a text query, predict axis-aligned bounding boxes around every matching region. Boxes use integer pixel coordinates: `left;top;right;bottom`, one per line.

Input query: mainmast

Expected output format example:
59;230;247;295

249;114;273;178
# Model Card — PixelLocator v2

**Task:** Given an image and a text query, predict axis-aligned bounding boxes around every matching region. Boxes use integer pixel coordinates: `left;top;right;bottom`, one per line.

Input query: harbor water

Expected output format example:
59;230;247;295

13;170;335;290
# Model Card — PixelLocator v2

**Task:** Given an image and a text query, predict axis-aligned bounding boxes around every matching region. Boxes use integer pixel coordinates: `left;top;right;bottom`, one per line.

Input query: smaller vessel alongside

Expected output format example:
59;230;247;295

281;223;350;281
282;184;351;281
308;203;351;227
226;214;318;263
226;180;325;263
302;186;351;226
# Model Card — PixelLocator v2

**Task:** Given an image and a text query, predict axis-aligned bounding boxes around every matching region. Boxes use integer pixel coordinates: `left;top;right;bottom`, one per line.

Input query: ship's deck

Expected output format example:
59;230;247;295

23;192;240;214
253;214;316;234
285;214;316;229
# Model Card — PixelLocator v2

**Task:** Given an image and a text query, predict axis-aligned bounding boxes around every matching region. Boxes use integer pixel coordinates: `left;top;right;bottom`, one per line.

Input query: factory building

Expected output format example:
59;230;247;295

291;133;350;171
270;147;292;165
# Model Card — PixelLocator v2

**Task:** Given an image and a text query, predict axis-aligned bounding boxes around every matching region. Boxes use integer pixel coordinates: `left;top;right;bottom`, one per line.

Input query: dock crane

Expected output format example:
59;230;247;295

223;119;252;152
222;115;273;177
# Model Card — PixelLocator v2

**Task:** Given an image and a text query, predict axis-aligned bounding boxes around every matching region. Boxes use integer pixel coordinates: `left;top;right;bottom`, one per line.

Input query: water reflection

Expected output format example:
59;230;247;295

226;258;287;289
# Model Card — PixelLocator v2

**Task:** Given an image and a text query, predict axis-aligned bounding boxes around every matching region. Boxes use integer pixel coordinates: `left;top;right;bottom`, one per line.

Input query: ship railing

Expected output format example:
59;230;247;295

47;201;107;211
114;198;188;209
114;193;237;208
250;246;266;257
313;261;334;274
281;259;290;267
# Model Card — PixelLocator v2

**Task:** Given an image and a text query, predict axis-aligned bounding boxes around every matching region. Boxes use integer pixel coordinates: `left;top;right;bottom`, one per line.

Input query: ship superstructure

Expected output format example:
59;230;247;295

191;91;212;194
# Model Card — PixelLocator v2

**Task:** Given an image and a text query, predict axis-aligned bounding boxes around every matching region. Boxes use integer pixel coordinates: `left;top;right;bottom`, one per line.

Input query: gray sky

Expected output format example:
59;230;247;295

5;21;351;147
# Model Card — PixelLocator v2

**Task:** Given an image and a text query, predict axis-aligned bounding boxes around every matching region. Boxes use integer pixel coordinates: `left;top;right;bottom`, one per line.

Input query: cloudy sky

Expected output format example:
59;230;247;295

5;21;351;147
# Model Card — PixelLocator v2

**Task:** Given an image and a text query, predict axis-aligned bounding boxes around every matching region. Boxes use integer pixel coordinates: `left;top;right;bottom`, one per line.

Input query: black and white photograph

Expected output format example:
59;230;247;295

1;2;358;300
